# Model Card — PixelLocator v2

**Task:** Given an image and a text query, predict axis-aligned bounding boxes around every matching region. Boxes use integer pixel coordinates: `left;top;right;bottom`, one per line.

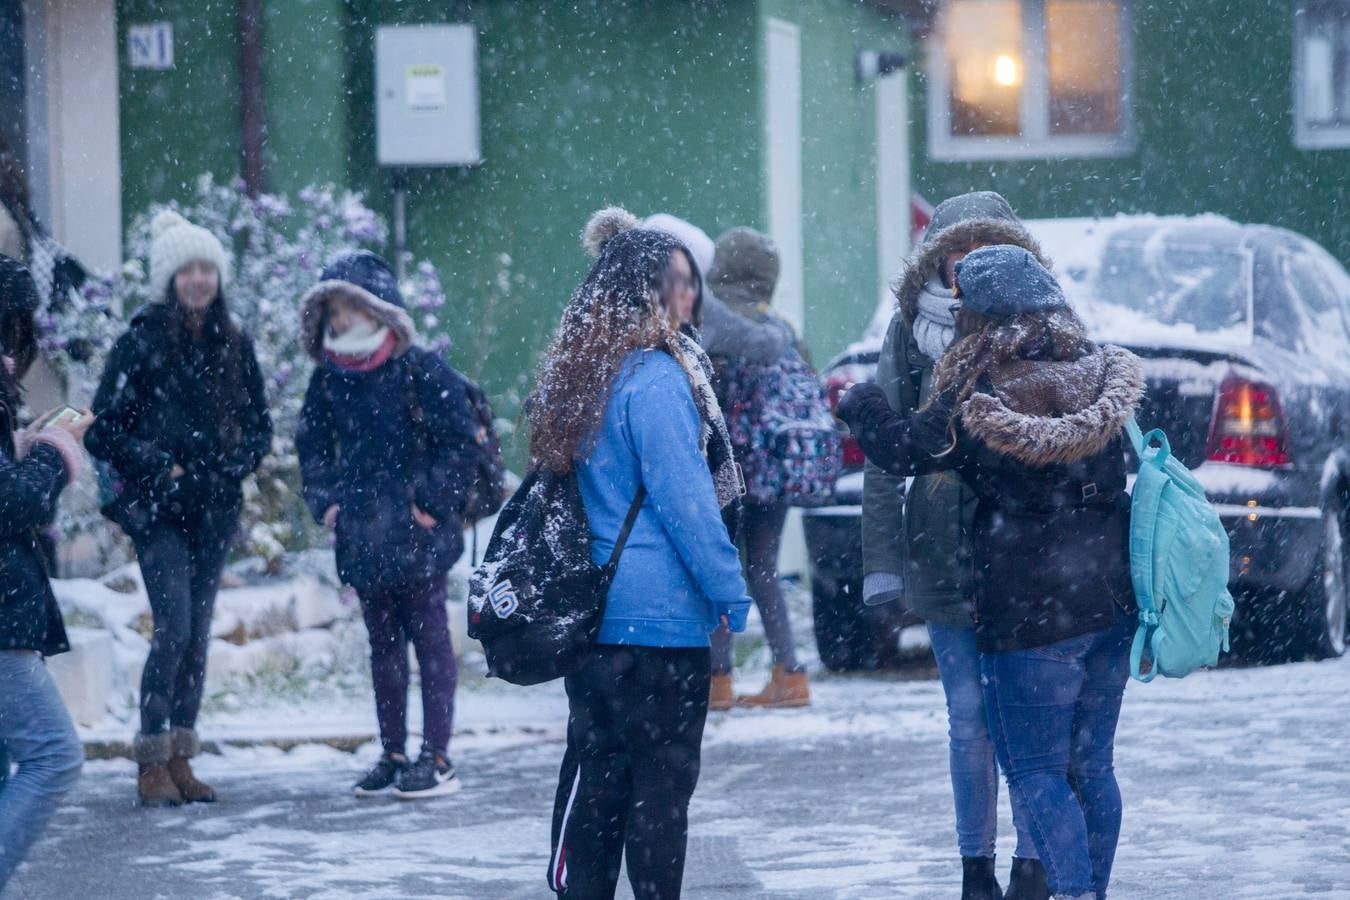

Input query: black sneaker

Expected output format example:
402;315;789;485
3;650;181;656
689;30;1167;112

393;750;461;800
352;752;409;798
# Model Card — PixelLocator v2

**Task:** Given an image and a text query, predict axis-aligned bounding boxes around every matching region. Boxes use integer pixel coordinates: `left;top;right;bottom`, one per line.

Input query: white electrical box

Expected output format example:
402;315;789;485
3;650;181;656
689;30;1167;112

375;24;481;167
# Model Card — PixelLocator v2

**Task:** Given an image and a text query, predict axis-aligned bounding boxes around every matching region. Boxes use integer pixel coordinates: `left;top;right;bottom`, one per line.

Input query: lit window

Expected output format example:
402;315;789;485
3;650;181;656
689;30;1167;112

946;0;1023;137
929;0;1135;160
1294;1;1350;149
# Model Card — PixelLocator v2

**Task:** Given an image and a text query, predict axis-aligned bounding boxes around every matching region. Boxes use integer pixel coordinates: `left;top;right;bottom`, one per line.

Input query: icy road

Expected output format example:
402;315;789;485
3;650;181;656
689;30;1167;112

7;656;1350;899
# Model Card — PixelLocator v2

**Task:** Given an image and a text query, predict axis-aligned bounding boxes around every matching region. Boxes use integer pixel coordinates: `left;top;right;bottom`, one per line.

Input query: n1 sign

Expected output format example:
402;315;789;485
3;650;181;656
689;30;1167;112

376;25;481;167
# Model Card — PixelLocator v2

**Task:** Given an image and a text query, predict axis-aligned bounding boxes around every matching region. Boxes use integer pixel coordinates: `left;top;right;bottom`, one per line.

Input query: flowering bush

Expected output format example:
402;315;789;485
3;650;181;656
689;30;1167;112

38;175;449;570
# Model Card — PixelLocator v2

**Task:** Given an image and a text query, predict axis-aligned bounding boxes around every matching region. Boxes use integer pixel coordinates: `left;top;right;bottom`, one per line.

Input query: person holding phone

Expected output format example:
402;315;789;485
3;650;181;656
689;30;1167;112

86;212;272;807
0;255;89;890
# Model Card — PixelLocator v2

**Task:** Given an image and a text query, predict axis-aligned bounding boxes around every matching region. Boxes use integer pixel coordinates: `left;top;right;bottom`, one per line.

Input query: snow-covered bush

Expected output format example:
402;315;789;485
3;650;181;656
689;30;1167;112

38;175;449;570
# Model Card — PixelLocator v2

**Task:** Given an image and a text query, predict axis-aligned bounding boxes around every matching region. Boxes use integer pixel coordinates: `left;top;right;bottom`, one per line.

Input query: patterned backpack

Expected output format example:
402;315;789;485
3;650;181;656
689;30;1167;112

719;350;841;507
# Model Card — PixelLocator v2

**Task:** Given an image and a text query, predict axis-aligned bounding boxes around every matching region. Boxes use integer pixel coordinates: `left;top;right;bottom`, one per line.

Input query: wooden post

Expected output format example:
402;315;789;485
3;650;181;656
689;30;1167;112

238;0;267;196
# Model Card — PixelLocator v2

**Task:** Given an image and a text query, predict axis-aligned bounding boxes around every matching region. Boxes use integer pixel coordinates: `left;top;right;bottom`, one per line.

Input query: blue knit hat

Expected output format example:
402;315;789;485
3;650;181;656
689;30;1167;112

953;244;1066;318
318;250;405;310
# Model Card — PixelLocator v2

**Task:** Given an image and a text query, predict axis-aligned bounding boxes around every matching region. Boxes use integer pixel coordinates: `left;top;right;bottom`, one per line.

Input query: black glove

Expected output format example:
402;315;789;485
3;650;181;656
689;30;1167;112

835;382;890;432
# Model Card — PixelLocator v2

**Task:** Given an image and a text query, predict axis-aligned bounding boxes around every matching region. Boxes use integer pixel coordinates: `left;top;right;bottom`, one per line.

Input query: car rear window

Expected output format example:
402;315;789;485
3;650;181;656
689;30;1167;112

1067;239;1254;344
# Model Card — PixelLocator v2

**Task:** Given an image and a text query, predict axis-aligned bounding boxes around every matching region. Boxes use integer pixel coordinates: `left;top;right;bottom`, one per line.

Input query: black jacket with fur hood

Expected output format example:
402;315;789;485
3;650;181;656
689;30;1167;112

841;343;1143;653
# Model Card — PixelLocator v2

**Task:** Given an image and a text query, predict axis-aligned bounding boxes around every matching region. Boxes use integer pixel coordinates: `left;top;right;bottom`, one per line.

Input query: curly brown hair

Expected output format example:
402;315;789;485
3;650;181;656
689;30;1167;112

527;226;692;473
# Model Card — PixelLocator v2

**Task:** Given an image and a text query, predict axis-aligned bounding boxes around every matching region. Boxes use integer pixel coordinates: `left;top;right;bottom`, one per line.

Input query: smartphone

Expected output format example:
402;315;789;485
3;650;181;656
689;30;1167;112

47;406;84;426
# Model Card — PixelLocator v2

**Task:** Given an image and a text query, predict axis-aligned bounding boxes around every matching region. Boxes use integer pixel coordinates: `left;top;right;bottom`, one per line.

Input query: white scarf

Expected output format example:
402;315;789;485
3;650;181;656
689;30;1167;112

913;277;958;363
323;320;390;358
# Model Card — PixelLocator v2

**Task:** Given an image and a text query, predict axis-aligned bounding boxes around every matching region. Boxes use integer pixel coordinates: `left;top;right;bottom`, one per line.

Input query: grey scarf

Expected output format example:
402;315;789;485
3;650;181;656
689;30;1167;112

914;277;957;363
672;333;744;511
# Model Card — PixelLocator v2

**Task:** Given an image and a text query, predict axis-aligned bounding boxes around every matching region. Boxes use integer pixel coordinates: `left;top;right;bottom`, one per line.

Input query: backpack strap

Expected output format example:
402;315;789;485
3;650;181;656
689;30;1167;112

1125;416;1145;458
1126;415;1172;682
605;485;648;569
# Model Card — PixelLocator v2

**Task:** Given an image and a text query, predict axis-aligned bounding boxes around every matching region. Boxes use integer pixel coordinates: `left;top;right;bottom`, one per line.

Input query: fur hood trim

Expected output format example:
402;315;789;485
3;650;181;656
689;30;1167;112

894;218;1049;327
960;345;1144;467
299;280;416;361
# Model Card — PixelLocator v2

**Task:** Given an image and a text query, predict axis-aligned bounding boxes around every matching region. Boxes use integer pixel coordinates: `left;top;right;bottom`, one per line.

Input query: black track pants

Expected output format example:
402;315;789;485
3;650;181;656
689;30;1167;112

548;645;711;900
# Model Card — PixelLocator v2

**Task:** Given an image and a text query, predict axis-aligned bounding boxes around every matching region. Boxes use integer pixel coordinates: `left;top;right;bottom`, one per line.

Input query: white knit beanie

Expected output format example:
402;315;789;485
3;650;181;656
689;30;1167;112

148;210;231;301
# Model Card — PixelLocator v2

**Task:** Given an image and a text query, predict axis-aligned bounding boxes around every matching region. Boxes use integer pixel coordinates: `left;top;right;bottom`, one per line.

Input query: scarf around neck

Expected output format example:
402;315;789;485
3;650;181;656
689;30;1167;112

914;277;958;363
671;332;744;511
324;327;397;372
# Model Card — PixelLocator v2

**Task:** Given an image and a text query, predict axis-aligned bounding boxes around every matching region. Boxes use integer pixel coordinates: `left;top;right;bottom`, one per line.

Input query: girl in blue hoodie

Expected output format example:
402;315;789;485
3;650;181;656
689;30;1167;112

533;208;750;900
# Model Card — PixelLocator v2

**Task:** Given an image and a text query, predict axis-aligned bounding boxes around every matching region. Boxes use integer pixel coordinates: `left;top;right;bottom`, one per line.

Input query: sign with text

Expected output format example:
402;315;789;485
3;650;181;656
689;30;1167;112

128;22;174;70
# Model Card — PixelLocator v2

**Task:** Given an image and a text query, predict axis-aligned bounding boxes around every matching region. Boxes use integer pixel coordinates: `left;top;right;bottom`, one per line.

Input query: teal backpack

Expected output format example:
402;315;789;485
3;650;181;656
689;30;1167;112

1126;418;1235;682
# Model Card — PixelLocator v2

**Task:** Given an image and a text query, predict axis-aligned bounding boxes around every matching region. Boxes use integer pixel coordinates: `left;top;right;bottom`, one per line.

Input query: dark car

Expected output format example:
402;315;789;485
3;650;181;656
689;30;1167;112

806;215;1350;670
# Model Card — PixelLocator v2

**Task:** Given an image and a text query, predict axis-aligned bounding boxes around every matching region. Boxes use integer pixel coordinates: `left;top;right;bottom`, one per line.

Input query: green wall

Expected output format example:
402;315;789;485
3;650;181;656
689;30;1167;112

910;0;1350;266
345;0;764;455
114;0;905;464
758;0;908;363
263;0;351;197
118;0;243;216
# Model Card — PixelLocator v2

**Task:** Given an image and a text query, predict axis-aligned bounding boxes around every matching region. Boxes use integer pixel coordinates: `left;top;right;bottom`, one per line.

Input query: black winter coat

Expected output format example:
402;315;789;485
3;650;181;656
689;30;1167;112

0;401;71;655
296;348;479;592
86;304;272;534
840;344;1144;652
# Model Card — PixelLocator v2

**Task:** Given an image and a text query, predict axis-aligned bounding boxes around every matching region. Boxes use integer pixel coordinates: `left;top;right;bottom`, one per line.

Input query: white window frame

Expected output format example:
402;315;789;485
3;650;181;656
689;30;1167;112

927;0;1136;161
1293;0;1350;150
764;17;803;334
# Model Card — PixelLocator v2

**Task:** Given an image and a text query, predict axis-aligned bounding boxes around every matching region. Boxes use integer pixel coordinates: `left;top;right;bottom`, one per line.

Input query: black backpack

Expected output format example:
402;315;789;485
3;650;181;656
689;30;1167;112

467;467;645;685
405;355;507;523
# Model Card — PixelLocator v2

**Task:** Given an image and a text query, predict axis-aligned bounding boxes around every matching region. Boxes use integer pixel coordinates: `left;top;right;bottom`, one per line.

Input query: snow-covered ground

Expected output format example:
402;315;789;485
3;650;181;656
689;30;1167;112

16;551;1349;897
9;635;1350;897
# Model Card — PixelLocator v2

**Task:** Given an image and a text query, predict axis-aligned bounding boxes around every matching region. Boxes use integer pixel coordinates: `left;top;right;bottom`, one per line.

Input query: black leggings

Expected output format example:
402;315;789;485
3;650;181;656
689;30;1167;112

549;646;711;899
133;507;237;735
358;574;458;757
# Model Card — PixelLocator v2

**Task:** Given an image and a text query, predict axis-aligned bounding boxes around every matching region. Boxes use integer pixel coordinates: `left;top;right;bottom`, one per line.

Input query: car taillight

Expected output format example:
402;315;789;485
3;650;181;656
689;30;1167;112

824;374;867;468
1206;374;1291;467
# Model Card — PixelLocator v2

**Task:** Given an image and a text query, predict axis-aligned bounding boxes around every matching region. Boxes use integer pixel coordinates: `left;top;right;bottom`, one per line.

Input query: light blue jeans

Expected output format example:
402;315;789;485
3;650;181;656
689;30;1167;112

980;605;1135;899
928;623;1037;860
0;650;84;890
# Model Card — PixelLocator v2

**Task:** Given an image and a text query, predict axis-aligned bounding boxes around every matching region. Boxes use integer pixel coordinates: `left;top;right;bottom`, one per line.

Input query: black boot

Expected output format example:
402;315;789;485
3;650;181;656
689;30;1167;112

962;856;1002;900
1004;857;1050;900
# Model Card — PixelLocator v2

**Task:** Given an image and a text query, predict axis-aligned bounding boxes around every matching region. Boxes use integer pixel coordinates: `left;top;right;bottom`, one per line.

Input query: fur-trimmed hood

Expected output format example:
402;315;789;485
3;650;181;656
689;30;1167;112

298;251;416;361
894;193;1048;327
961;345;1144;467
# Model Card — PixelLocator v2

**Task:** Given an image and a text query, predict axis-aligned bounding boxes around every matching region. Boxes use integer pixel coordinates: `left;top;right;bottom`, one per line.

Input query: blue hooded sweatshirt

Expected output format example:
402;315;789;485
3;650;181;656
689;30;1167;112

578;349;750;647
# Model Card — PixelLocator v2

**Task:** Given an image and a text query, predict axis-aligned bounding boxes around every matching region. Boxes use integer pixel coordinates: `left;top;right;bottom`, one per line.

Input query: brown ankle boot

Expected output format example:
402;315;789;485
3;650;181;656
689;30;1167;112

135;733;184;807
168;728;216;803
736;666;811;708
709;673;734;711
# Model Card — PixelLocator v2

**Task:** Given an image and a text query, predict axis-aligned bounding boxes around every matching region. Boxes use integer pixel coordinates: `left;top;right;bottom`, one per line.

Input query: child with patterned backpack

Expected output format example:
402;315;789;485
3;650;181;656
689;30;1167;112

705;227;840;710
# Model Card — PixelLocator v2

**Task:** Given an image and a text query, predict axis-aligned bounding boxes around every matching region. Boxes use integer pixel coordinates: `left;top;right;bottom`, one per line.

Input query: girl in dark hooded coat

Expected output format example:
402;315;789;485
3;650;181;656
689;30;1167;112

296;250;480;800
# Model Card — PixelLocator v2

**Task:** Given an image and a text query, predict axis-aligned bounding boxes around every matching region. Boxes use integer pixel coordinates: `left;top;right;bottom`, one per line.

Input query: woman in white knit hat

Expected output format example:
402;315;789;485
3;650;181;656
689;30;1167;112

86;210;272;807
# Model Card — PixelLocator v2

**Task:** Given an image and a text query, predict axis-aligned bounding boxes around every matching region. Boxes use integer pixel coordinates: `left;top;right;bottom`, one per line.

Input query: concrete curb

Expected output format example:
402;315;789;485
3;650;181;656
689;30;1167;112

82;725;554;760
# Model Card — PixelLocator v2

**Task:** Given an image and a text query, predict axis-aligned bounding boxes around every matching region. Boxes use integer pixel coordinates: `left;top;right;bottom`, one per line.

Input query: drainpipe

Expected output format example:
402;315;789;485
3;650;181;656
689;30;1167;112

238;0;267;196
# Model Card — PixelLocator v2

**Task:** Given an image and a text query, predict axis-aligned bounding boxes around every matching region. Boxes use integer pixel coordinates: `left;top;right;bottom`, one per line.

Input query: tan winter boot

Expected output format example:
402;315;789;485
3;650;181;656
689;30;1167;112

736;666;811;709
709;673;735;712
167;727;216;803
135;732;184;808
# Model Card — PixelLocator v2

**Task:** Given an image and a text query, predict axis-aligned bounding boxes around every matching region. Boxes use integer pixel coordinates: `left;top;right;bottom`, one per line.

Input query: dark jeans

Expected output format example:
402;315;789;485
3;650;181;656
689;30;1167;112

981;605;1136;899
358;574;457;757
549;645;711;900
711;501;798;674
134;506;238;735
